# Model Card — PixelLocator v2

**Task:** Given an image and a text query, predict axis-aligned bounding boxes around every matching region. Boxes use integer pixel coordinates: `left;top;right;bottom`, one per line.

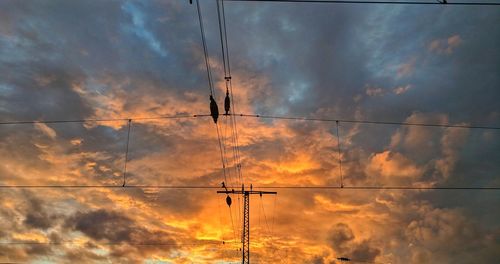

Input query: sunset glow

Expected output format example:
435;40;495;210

1;0;499;263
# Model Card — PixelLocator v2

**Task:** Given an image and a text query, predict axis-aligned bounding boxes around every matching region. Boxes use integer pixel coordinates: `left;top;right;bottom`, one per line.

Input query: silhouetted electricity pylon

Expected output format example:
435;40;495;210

218;184;277;264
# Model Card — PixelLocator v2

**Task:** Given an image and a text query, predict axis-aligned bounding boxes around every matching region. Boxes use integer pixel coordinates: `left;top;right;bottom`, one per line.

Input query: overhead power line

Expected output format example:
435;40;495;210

0;241;238;246
1;113;499;130
233;113;500;130
254;186;500;190
0;115;199;125
225;0;500;6
0;185;498;190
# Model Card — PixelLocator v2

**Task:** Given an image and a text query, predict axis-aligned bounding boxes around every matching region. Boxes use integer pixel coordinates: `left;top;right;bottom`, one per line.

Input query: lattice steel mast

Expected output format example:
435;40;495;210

218;184;277;263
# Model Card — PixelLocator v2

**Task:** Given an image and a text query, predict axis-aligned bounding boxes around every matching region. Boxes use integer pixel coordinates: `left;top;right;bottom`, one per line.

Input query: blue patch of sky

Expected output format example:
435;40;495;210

359;6;409;79
0;83;14;95
0;35;34;63
287;80;309;103
121;1;167;57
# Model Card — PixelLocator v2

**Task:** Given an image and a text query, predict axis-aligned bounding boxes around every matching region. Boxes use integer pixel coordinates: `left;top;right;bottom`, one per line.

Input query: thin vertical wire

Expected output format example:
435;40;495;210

122;119;132;187
222;116;233;186
260;196;272;238
219;0;243;186
226;117;236;187
236;189;242;241
228;203;238;245
217;196;225;241
271;195;277;258
336;120;344;188
216;0;228;77
216;123;228;184
196;0;215;96
216;195;227;261
221;0;231;76
229;86;242;183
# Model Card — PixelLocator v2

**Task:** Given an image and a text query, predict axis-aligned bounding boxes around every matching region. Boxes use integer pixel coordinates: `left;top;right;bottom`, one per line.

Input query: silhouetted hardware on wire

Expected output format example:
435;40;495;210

224;90;231;115
210;95;219;123
218;183;277;264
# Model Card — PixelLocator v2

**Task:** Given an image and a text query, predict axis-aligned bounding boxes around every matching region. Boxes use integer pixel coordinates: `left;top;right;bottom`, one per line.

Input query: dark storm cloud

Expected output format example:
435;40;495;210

220;3;373;115
66;209;133;242
0;0;207;124
63;249;108;263
64;208;180;260
23;197;59;230
25;243;53;256
65;209;175;245
327;222;380;262
327;223;355;252
349;240;381;262
222;3;500;126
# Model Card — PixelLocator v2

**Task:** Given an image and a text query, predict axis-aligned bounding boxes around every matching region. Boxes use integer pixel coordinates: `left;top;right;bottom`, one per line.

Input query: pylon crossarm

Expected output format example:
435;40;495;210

217;190;277;195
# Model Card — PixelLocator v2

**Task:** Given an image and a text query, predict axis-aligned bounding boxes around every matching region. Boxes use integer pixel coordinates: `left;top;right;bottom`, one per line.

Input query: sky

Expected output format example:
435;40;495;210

0;0;500;263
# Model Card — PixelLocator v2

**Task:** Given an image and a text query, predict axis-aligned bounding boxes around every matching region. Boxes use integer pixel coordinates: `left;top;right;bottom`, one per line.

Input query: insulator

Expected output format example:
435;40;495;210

224;90;230;115
209;95;219;124
226;195;232;207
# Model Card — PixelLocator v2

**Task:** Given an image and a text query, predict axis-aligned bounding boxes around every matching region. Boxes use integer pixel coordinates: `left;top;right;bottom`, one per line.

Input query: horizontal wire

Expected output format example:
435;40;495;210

0;114;203;125
256;186;500;190
1;113;498;130
0;241;238;246
225;0;500;6
233;113;500;130
0;185;498;190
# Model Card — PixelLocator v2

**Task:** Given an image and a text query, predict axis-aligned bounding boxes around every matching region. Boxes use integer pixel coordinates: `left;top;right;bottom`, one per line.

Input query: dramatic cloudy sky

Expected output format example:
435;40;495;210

1;0;500;263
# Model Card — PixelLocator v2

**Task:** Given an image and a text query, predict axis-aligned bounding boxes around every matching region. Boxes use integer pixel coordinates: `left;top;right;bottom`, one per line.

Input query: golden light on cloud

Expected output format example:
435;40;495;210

1;1;499;263
366;151;423;180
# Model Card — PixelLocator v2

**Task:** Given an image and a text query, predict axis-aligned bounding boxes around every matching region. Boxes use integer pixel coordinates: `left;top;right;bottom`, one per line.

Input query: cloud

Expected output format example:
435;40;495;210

121;1;167;57
327;223;381;263
328;223;355;252
65;209;136;242
64;208;178;259
397;57;417;78
434;126;469;179
393;84;411;95
34;123;57;139
365;86;385;97
350;240;381;262
428;34;462;54
405;206;500;263
366;150;423;183
0;1;499;263
23;197;59;230
364;84;412;97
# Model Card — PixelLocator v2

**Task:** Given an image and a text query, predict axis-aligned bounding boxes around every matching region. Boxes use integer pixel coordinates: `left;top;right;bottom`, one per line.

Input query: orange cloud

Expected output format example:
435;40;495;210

428;34;462;54
366;151;424;183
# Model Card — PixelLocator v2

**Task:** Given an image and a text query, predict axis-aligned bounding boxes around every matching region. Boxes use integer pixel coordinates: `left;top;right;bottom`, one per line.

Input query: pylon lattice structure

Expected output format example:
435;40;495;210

218;185;277;264
242;192;250;263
